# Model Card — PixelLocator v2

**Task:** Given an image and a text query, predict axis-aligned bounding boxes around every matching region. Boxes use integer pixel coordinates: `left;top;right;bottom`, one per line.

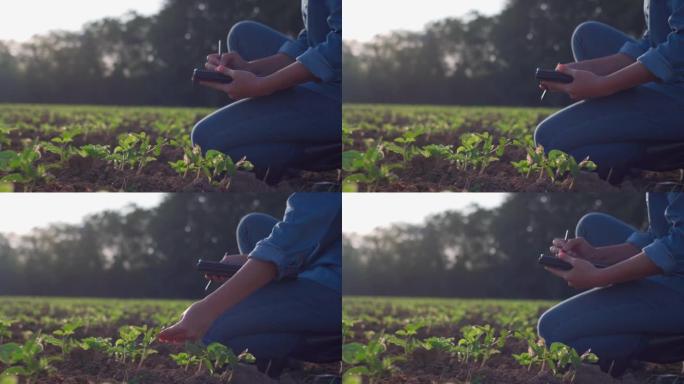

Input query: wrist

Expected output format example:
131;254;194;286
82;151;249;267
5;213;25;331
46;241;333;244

198;296;223;319
257;76;278;96
594;268;613;286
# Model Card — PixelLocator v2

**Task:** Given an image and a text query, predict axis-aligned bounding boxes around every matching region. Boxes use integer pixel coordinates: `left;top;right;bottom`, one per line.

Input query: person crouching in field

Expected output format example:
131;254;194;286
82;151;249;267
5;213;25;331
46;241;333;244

192;0;342;185
158;193;341;375
538;192;684;377
535;1;684;182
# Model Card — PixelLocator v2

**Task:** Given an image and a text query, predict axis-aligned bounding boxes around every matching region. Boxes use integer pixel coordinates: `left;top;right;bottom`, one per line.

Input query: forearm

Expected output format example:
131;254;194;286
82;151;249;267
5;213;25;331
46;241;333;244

573;53;634;75
261;61;318;93
249;53;296;76
603;61;657;94
201;258;277;318
599;252;662;285
595;243;641;265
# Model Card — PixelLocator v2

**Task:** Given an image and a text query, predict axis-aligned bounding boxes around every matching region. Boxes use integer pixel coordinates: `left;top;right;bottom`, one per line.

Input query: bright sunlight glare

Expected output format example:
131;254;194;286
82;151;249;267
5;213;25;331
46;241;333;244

344;0;507;42
343;193;508;235
0;193;166;235
0;0;163;42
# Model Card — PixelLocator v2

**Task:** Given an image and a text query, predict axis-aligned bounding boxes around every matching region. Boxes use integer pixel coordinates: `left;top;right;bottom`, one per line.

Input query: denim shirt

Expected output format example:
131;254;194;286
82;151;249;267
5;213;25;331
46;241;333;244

619;0;684;100
627;192;684;294
278;0;342;101
248;193;341;293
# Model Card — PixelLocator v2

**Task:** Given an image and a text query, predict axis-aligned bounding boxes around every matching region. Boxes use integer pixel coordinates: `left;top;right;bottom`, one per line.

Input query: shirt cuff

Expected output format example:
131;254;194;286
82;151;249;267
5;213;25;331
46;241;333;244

619;41;647;60
626;231;654;249
638;48;675;82
249;241;301;280
643;240;677;274
278;40;307;60
297;48;336;83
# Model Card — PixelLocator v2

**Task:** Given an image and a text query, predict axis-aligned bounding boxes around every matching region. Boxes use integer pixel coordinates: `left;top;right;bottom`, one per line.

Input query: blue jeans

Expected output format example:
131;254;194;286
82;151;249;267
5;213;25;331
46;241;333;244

191;21;341;183
202;213;341;360
534;21;684;177
538;212;684;372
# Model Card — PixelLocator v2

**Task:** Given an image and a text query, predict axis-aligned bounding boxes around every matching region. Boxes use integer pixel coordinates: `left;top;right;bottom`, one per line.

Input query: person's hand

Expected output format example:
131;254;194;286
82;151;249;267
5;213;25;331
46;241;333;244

206;52;251;72
550;236;598;261
199;66;273;100
539;64;616;100
157;300;217;344
205;254;247;283
545;253;607;290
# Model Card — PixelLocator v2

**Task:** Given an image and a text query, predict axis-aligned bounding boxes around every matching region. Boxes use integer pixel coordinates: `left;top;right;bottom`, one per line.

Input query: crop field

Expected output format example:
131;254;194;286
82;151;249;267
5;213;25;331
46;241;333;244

342;104;681;192
0;297;337;383
342;297;683;384
0;104;337;192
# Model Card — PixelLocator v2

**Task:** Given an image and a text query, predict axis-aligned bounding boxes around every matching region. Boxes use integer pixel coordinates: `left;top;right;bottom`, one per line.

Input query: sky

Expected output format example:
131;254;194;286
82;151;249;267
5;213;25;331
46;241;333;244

0;193;165;235
343;193;508;235
344;0;507;42
0;0;163;42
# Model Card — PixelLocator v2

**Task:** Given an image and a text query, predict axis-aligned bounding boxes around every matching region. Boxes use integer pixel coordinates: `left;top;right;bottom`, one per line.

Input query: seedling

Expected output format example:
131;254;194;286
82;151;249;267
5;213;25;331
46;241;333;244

169;145;253;188
0;147;49;192
110;325;158;368
43;320;82;358
0;336;52;382
42;129;82;167
386;321;426;357
342;144;397;192
110;132;166;175
456;325;508;368
342;336;396;383
78;144;111;160
0;319;12;344
170;342;248;376
385;129;427;163
169;351;199;372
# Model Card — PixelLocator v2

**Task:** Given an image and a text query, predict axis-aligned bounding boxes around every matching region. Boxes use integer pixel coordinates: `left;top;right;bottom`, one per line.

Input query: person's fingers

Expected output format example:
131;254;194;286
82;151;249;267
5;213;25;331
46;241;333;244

540;80;565;93
552;238;567;247
207;54;220;65
205;62;219;71
199;81;229;93
545;267;567;279
557;252;577;266
158;326;187;343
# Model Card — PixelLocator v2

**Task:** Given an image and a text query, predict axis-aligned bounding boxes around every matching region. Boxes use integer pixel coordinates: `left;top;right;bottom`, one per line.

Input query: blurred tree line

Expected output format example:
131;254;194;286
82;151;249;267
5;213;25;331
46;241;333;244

344;0;645;106
343;193;649;300
0;0;301;106
0;193;290;298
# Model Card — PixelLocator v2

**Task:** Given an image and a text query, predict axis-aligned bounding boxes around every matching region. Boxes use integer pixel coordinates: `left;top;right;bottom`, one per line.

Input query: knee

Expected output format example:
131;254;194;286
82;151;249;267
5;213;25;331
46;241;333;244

572;21;605;51
228;20;262;52
534;116;558;153
576;212;611;238
537;308;565;345
190;120;209;151
237;212;271;237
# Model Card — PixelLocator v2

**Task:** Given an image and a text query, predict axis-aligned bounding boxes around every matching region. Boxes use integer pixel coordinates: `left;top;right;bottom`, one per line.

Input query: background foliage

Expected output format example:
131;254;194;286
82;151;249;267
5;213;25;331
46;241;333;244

0;193;290;298
343;193;648;299
0;0;301;106
344;0;644;106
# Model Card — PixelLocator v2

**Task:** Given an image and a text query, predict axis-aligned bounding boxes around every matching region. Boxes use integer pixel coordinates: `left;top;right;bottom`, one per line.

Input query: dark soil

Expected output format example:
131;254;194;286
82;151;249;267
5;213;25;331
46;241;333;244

0;300;339;384
345;302;683;384
344;111;682;192
2;108;339;192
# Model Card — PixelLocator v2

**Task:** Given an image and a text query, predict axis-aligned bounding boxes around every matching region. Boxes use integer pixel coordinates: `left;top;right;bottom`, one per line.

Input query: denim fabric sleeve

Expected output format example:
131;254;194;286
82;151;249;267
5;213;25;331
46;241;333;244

279;29;309;60
296;0;342;83
637;0;684;82
626;230;656;249
619;31;652;60
642;194;684;274
248;193;341;280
